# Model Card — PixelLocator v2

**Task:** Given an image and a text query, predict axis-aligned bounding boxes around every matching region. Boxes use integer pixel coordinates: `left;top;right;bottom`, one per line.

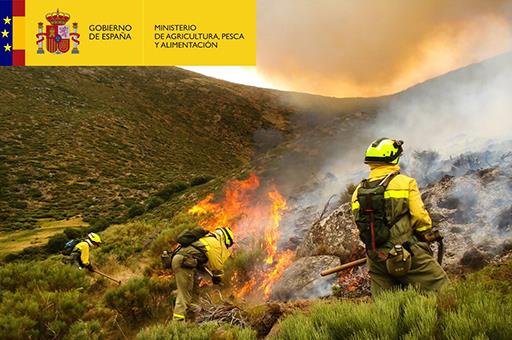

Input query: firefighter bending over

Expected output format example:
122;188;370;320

172;227;234;321
71;232;102;272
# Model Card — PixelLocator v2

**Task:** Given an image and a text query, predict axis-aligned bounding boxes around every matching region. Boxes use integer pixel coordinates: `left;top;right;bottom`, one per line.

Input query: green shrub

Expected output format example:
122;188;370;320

64;320;104;340
0;290;88;339
104;277;171;323
4;246;44;262
8;200;28;209
190;175;214;187
66;164;88;176
27;188;43;199
146;196;165;210
109;215;127;225
0;260;89;292
122;198;137;207
136;321;256;340
275;289;438;340
64;227;83;240
88;217;110;233
15;175;30;185
150;213;199;257
0;314;38;339
126;204;145;219
276;276;512;340
440;283;512;339
45;233;69;253
155;182;189;200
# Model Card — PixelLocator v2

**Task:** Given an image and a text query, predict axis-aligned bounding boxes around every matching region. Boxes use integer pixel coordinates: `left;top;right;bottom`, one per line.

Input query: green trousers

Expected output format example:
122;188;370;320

172;253;198;321
367;242;449;296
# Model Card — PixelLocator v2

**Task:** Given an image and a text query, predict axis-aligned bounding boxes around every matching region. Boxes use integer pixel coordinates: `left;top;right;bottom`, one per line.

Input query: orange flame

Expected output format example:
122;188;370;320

262;249;294;299
265;189;287;265
188;173;294;301
188;173;260;234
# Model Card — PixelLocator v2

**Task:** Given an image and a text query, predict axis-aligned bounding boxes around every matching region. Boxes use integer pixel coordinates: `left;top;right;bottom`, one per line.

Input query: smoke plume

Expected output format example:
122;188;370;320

258;0;512;97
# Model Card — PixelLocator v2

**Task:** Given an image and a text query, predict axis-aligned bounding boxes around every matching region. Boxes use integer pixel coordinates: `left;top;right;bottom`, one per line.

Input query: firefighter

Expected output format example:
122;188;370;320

71;232;102;272
172;226;234;321
351;138;448;296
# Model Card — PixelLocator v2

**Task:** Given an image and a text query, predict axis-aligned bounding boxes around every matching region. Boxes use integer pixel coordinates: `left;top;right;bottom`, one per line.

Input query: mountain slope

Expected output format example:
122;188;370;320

0;67;384;231
0;67;286;230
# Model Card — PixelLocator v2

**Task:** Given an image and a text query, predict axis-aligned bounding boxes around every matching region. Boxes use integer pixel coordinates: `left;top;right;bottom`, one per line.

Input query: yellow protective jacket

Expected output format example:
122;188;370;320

73;241;91;266
351;164;432;250
185;231;231;278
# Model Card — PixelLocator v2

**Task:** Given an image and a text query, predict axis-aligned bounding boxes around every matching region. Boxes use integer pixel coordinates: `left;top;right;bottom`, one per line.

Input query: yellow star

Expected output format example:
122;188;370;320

1;29;8;38
3;17;11;25
4;43;11;52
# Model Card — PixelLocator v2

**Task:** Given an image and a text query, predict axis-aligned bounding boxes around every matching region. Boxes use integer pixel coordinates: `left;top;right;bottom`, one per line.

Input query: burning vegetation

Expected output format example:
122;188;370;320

188;173;295;301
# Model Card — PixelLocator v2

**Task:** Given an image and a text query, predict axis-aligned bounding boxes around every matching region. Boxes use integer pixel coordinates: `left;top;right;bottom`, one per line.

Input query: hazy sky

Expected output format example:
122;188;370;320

184;0;512;98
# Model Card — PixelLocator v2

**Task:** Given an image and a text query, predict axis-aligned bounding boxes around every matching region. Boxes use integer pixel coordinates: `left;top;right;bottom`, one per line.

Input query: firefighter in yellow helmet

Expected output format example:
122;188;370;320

351;138;448;296
172;226;234;321
72;232;102;272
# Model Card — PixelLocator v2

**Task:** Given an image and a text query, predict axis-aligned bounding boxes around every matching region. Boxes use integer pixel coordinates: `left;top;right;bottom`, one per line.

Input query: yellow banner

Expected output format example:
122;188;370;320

25;0;255;65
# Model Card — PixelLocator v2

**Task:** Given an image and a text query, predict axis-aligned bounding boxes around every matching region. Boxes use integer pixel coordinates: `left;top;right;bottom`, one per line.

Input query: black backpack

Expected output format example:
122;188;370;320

62;239;81;255
355;171;405;252
176;227;209;247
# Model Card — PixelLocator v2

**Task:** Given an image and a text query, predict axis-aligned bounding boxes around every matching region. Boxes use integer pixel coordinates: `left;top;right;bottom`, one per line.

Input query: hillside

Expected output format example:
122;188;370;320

0;54;511;339
0;67;386;234
0;68;281;232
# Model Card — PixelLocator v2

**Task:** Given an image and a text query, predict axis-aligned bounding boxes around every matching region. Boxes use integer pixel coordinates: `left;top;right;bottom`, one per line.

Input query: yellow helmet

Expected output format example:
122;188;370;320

364;138;404;164
216;227;234;248
87;232;102;245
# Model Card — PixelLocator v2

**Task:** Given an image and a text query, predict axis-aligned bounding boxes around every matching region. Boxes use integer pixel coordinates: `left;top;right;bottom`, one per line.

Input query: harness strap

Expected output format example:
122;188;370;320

387;211;409;228
378;170;400;186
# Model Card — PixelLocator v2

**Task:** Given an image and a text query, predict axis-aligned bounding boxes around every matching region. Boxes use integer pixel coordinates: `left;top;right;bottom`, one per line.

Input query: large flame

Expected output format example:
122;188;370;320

188;173;294;300
265;189;286;264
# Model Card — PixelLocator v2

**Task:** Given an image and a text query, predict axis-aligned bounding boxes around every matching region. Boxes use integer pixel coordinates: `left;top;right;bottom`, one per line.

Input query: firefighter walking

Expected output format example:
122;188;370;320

172;227;234;321
351;138;448;296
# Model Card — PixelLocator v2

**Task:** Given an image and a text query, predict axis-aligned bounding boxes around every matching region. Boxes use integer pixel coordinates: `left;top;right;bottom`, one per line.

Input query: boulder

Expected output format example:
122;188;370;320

270;255;340;300
296;202;365;261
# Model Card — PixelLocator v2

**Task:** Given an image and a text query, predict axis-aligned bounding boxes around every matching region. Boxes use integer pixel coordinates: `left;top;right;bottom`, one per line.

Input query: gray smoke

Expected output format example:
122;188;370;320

275;53;512;283
258;0;512;97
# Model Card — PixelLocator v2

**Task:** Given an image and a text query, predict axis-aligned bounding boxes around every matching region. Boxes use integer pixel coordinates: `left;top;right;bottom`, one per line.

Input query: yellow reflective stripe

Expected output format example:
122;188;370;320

220;228;229;241
415;225;431;232
384;190;409;199
199;238;211;251
226;228;234;240
173;313;185;320
352;201;360;210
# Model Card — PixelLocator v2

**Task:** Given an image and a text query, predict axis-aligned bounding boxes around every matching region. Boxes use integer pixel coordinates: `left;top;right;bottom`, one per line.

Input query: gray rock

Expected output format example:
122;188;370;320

270;255;340;300
296;202;365;261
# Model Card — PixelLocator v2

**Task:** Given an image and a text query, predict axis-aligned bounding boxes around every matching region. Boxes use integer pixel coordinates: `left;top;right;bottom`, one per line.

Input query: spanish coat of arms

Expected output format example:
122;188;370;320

36;9;80;54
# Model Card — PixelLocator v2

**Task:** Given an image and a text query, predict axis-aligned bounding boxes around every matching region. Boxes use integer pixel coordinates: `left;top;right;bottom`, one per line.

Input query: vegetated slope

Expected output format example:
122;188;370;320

0;58;511;339
0;67;286;231
0;67;385;232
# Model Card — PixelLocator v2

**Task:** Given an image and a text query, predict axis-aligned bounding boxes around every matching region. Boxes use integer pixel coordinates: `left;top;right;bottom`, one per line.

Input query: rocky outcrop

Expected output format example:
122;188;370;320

270;255;340;300
296;202;365;261
274;160;512;302
421;166;512;272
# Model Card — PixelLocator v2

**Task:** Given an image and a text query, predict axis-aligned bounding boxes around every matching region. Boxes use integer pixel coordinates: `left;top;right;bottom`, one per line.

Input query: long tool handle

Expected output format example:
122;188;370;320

320;257;367;277
93;269;121;285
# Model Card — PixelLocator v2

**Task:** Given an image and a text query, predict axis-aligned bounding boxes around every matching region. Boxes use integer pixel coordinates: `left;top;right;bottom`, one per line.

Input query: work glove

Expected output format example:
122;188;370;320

85;264;94;272
212;276;223;285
